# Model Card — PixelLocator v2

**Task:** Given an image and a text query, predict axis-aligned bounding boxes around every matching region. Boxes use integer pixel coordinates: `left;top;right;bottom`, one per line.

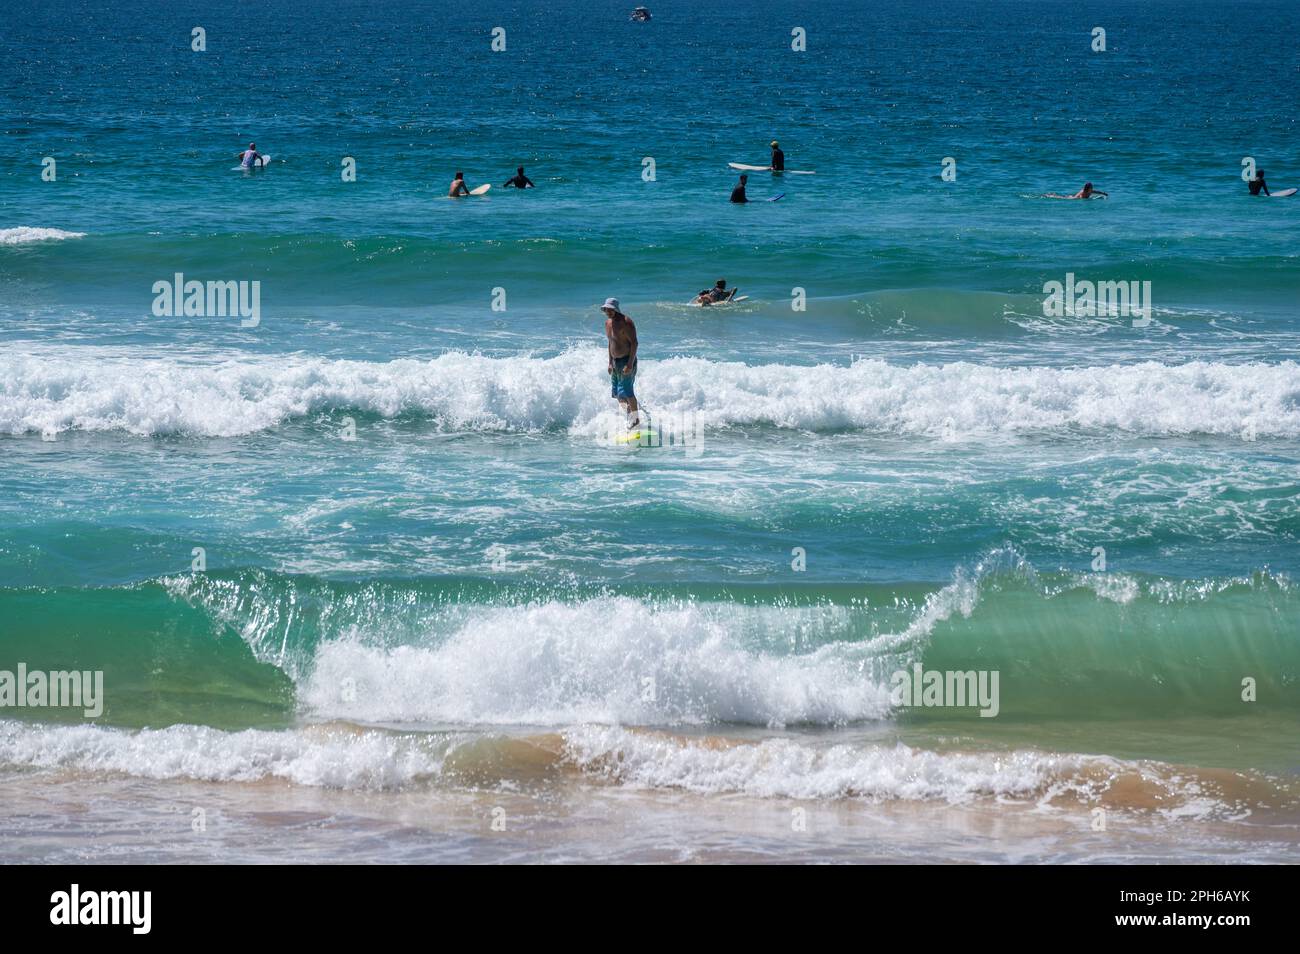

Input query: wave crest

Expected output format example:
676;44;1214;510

0;227;86;245
4;350;1298;439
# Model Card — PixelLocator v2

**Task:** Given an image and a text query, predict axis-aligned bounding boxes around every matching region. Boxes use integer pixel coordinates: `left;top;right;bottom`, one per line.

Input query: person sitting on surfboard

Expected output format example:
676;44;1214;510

1045;182;1108;200
237;143;265;169
1248;170;1271;196
730;175;749;204
602;297;639;429
770;141;785;172
503;166;535;189
449;172;471;197
694;280;738;306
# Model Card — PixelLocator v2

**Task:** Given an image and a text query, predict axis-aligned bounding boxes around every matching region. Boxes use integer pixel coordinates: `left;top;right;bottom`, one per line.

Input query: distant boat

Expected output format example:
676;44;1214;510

630;6;651;21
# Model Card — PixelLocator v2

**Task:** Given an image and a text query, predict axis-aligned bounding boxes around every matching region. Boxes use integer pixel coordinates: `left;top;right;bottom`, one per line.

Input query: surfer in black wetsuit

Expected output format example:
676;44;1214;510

503;166;535;189
730;174;749;203
770;141;784;172
1248;170;1270;196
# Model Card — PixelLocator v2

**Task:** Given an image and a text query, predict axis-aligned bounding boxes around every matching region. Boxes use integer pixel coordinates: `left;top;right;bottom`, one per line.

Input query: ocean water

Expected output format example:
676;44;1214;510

2;0;1298;863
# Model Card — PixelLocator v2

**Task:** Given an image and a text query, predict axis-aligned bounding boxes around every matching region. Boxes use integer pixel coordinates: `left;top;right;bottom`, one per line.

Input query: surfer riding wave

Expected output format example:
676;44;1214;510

602;297;639;429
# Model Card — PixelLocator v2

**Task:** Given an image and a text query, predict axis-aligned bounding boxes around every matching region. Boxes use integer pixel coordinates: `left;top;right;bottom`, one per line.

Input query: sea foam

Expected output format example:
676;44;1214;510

0;719;1250;817
0;227;86;245
3;349;1298;439
299;596;903;727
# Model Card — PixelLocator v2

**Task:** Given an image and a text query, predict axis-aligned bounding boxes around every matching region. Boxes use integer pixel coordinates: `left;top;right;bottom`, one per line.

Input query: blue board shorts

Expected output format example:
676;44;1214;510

610;356;636;399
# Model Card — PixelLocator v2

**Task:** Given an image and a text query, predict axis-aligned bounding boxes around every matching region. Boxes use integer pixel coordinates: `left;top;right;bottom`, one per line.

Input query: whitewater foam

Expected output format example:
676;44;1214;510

0;227;86;245
300;596;901;727
0;719;1251;818
0;720;451;789
563;725;1105;803
3;349;1298;439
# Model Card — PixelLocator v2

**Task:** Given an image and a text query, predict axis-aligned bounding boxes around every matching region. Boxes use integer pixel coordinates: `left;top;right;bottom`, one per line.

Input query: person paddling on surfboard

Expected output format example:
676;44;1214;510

602;297;640;429
694;279;738;306
448;172;471;197
1045;181;1108;200
770;141;785;172
1248;170;1271;196
503;166;535;189
730;174;749;203
237;143;265;169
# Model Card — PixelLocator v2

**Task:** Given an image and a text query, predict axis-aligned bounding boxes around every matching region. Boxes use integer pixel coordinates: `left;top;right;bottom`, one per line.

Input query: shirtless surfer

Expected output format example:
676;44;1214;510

1045;181;1108;199
449;172;471;197
603;297;639;428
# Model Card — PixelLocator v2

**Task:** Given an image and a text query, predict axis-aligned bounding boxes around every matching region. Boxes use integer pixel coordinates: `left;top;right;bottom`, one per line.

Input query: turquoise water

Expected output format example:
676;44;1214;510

2;0;1298;862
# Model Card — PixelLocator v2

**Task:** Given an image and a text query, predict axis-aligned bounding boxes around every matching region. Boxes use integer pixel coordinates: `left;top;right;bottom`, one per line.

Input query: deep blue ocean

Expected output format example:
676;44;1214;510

1;0;1298;862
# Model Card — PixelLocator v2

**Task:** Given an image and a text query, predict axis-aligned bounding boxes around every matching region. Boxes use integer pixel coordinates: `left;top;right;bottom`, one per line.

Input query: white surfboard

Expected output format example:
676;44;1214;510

1267;188;1297;197
233;154;271;170
728;162;815;174
688;295;750;306
470;184;491;195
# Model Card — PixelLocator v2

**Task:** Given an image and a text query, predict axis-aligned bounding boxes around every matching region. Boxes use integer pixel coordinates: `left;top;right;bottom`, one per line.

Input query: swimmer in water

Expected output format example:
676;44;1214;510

1044;181;1108;199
